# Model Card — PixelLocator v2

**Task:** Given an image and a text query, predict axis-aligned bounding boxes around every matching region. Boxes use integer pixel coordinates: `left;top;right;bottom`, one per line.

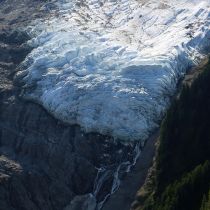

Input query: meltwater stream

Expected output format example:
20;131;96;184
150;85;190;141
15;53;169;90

14;0;210;209
93;142;141;209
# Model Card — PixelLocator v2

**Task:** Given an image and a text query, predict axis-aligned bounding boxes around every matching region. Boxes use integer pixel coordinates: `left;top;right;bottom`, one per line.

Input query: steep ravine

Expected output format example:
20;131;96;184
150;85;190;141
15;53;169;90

0;1;139;210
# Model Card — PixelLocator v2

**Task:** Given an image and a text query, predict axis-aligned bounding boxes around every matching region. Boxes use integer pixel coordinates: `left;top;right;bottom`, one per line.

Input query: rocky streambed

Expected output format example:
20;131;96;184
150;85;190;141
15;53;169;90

0;1;142;209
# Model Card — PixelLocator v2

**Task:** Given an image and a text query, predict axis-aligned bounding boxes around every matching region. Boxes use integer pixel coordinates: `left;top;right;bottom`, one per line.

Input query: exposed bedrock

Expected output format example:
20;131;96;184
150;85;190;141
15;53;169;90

3;0;210;209
0;40;129;210
0;1;139;210
0;72;137;210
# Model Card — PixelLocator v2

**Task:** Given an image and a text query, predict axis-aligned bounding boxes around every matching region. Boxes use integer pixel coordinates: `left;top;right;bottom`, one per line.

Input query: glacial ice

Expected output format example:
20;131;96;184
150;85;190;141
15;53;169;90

18;0;210;141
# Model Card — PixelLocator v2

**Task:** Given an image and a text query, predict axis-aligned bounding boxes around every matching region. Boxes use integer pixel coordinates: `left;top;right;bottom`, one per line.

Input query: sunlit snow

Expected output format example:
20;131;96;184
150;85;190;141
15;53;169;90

17;0;210;141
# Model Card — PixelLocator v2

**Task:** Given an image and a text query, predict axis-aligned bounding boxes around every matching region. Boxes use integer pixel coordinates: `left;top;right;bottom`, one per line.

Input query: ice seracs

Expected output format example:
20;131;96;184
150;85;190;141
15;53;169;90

18;0;210;141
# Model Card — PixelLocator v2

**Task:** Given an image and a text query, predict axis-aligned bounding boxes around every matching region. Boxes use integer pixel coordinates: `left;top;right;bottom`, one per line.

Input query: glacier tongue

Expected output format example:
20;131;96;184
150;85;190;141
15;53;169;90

18;0;210;141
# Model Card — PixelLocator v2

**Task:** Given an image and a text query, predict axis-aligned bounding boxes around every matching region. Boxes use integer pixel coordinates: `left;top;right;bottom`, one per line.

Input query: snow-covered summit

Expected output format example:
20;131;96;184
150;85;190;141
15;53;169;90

18;0;210;141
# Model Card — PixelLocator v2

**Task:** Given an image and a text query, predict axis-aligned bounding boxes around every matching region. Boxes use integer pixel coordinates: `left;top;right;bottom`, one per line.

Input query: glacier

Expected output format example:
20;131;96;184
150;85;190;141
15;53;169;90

17;0;210;141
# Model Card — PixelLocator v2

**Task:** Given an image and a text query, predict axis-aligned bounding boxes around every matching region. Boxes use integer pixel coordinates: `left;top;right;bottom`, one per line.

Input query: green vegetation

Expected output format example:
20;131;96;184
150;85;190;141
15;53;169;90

200;189;210;210
154;161;210;210
137;59;210;210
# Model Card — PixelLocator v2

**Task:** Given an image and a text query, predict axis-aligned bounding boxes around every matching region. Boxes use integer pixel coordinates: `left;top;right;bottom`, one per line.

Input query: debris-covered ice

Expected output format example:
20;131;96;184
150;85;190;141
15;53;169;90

18;0;210;141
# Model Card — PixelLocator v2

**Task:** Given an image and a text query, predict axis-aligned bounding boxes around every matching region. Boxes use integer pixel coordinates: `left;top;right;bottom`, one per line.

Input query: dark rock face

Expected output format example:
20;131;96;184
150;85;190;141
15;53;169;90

0;96;97;210
64;194;97;210
0;1;139;210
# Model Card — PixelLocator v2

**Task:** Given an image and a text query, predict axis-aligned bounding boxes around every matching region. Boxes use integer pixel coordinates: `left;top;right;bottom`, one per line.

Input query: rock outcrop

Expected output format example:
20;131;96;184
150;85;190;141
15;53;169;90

0;2;96;210
0;2;138;210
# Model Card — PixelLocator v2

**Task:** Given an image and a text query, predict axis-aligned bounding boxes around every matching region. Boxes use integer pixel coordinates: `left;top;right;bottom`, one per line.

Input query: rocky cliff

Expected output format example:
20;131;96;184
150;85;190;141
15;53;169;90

0;1;139;210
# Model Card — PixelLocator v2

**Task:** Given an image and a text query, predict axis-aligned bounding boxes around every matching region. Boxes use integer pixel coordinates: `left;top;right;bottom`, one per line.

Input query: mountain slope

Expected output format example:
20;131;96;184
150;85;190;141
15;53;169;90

132;59;210;210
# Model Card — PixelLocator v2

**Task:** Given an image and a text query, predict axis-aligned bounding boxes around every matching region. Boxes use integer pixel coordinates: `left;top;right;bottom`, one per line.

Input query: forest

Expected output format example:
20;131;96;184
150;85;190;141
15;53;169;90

138;59;210;210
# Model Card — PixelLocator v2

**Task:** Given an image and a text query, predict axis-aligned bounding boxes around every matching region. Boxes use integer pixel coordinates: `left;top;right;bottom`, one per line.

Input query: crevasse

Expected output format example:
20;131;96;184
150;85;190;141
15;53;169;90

17;0;210;141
